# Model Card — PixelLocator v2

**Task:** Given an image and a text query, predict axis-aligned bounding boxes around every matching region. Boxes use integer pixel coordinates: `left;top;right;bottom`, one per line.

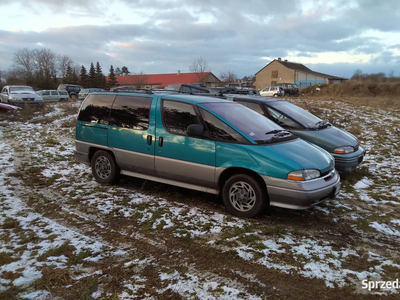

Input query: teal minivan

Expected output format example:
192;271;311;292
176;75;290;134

75;92;341;217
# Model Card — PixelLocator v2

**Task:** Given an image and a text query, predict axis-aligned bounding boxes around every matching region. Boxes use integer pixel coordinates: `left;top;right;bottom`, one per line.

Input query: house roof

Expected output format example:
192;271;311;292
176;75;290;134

107;72;220;88
256;59;347;80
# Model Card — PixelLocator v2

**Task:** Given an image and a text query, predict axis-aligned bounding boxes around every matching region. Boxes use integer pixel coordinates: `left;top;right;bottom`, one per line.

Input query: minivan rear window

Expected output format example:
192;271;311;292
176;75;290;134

109;95;152;130
77;94;116;125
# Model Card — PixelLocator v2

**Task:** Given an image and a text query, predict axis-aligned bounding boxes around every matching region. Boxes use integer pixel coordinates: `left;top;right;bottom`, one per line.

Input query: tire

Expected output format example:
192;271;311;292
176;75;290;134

91;150;120;184
222;174;266;218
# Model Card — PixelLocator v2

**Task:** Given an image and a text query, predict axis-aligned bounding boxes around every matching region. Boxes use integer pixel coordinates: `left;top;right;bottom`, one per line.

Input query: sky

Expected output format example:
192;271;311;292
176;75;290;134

0;0;399;79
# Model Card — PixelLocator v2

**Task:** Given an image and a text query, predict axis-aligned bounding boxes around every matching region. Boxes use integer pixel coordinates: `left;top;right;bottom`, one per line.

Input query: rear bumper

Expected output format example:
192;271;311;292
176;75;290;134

262;169;341;210
333;146;366;173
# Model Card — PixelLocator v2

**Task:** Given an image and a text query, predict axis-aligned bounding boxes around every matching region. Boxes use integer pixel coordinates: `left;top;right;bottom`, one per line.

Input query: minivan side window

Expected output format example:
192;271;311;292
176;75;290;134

77;94;115;125
162;100;200;135
265;106;302;129
109;95;152;130
200;109;248;143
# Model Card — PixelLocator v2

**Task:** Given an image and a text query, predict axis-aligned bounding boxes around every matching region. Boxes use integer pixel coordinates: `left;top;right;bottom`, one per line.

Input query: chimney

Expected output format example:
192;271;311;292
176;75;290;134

284;59;288;62
177;70;180;75
278;57;281;61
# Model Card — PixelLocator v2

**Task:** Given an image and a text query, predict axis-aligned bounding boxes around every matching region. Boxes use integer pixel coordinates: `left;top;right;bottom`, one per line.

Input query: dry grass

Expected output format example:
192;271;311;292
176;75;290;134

301;81;400;109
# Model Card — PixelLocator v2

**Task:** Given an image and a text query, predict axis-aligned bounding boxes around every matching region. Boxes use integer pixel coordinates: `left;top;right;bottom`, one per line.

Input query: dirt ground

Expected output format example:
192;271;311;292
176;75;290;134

0;98;399;299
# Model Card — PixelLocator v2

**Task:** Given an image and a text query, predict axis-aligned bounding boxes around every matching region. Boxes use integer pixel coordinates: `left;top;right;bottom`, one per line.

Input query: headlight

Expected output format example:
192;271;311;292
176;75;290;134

334;146;354;154
287;169;321;181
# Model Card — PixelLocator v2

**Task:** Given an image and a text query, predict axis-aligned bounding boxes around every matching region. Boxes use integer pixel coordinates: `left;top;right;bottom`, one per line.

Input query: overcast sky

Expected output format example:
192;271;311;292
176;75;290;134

0;0;399;79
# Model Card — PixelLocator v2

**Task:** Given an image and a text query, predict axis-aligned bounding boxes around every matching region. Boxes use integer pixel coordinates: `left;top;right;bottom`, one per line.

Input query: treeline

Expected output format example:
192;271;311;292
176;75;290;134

350;69;400;82
0;48;129;90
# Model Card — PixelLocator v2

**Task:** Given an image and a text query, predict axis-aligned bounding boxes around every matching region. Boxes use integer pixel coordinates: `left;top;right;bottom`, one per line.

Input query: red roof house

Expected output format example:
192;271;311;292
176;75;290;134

107;71;221;89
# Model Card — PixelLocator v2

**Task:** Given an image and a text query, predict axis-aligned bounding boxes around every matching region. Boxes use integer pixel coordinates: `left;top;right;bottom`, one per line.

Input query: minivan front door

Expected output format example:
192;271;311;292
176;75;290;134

154;99;216;188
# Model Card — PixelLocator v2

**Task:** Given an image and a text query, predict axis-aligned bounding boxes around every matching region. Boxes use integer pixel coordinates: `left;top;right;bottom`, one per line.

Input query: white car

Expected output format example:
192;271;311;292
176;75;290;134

260;86;284;97
0;86;43;105
37;90;69;102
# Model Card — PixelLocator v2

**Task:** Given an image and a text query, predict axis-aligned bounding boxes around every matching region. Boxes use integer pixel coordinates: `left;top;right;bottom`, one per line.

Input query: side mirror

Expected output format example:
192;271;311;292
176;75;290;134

187;124;204;137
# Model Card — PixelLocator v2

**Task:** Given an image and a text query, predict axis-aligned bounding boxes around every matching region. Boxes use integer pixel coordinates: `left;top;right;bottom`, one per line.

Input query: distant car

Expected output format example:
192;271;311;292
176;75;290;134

37;90;69;102
0;86;44;105
78;88;106;100
224;94;366;173
208;87;238;96
234;88;260;96
164;84;210;94
110;86;137;92
260;86;284;97
57;84;83;98
275;83;299;96
0;103;22;113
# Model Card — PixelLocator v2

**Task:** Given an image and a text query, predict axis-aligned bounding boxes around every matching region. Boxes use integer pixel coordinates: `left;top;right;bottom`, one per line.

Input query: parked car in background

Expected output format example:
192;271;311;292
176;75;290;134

234;88;260;96
275;83;299;96
0;86;44;105
78;88;106;100
37;90;69;102
110;86;137;92
208;87;238;96
260;86;284;97
57;84;83;98
75;92;340;217
164;84;210;94
224;94;365;173
0;103;22;113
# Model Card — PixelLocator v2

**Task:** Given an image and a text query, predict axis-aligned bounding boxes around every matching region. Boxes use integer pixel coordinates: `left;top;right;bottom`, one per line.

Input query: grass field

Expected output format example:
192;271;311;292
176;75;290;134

0;97;399;299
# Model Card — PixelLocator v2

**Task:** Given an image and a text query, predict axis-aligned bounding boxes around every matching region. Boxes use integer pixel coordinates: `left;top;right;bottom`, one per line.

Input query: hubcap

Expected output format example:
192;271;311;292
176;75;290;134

229;181;256;212
95;156;111;179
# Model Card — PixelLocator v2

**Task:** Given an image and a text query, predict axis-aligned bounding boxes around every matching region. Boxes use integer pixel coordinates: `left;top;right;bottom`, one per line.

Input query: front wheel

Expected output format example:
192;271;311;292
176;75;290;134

222;174;266;218
91;150;119;184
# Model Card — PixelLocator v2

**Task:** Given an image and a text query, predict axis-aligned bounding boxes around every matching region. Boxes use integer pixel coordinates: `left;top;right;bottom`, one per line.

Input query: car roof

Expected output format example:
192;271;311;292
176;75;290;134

93;92;232;105
224;94;283;103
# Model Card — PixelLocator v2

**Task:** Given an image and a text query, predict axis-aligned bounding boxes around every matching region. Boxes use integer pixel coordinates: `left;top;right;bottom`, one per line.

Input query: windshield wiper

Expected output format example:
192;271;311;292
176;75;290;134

315;120;331;129
264;130;292;143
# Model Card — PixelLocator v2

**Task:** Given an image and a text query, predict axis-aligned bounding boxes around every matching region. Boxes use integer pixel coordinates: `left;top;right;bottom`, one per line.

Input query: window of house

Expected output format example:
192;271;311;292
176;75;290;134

162;100;200;135
271;70;278;78
271;81;277;86
109;95;152;130
77;94;116;125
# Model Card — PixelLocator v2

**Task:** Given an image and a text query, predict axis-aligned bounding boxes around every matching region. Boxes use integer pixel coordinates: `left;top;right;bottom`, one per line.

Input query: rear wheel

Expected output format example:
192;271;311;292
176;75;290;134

91;150;119;184
222;174;266;218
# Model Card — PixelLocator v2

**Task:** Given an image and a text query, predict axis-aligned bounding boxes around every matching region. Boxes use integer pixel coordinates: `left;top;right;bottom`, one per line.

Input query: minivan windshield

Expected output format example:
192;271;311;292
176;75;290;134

201;102;296;144
267;101;322;129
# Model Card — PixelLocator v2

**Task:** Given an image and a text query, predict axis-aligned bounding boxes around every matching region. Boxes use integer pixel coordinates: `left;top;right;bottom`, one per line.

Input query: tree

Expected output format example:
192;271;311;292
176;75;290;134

219;71;237;83
115;67;122;76
351;69;363;80
107;65;118;88
189;57;210;82
132;71;148;88
78;65;88;87
95;61;105;88
87;62;96;87
121;66;130;75
64;65;74;83
57;55;73;78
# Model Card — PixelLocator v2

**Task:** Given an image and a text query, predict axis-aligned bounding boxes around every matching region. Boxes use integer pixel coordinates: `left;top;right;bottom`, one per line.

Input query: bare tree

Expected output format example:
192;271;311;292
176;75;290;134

132;71;148;88
219;70;237;83
13;48;35;81
189;57;210;82
57;54;74;78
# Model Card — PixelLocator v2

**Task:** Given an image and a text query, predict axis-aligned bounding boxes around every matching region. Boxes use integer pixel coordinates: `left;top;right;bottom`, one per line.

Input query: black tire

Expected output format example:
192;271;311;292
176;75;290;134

91;150;120;184
222;174;266;218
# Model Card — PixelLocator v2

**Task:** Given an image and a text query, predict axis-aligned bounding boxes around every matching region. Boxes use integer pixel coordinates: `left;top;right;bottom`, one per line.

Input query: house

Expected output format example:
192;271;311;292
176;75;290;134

254;58;347;90
108;71;221;89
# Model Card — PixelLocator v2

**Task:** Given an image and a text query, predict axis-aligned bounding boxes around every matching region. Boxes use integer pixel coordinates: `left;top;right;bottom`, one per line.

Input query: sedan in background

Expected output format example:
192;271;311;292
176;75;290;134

0;86;43;105
260;86;284;97
78;88;105;100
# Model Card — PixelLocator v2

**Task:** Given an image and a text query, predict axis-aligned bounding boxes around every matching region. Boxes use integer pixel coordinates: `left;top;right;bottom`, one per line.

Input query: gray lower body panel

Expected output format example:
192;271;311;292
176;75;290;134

262;170;341;210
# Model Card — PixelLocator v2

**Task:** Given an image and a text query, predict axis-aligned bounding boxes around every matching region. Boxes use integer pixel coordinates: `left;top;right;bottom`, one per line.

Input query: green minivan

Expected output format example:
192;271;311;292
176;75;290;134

75;92;341;217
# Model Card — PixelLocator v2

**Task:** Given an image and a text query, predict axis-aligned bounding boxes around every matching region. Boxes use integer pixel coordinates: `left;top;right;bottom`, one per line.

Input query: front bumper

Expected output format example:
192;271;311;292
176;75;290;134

262;169;341;210
333;146;366;173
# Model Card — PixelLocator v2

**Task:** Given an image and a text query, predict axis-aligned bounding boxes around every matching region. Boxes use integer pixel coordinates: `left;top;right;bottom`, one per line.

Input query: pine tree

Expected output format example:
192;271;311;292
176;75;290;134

115;67;121;76
121;66;130;75
78;65;88;87
107;65;118;88
95;61;103;87
87;62;96;87
64;65;73;83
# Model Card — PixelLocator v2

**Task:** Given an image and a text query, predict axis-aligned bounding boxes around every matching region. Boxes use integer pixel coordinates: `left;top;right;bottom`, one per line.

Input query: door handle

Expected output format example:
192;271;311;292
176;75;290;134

147;135;152;145
158;137;163;147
